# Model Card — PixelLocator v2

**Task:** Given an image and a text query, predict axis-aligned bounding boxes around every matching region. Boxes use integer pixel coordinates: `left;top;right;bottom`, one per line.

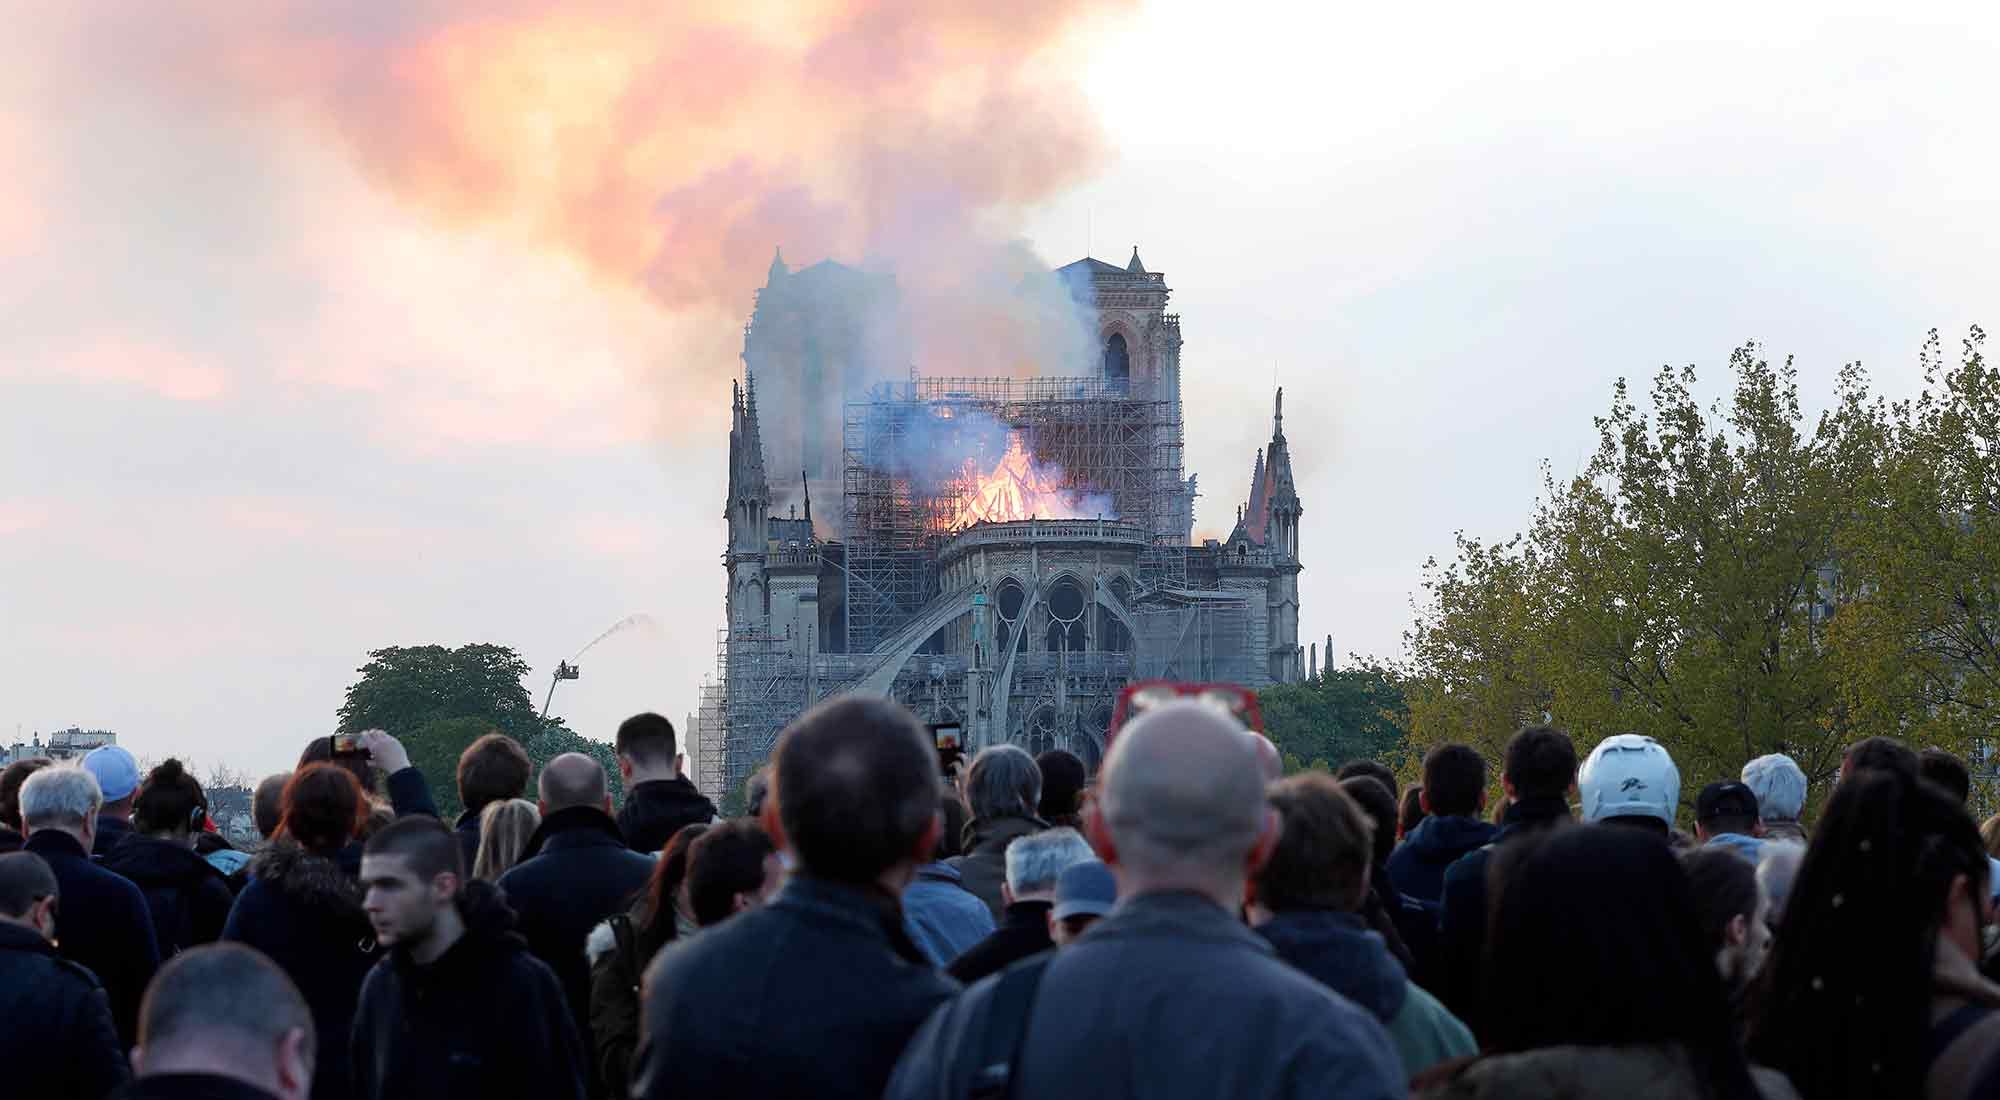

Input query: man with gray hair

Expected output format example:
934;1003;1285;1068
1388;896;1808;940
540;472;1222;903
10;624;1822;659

0;851;129;1098
498;752;655;1094
947;826;1095;983
126;943;316;1100
951;744;1046;919
888;700;1403;1100
20;764;161;1047
1740;753;1808;844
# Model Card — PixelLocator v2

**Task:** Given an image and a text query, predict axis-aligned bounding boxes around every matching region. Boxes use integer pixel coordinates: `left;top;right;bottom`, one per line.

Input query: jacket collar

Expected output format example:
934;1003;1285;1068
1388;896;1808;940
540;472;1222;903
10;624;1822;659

23;829;88;860
775;875;931;966
116;1072;283;1100
1002;899;1054;929
632;776;702;798
454;808;482;833
1499;795;1571;832
0;920;53;956
914;861;964;884
518;804;627;861
962;814;1048;854
1255;908;1408;1019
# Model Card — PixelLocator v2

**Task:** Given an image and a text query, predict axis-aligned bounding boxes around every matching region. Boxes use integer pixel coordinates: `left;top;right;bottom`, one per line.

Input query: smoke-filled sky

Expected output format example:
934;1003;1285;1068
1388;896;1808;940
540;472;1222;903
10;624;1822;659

7;2;2000;775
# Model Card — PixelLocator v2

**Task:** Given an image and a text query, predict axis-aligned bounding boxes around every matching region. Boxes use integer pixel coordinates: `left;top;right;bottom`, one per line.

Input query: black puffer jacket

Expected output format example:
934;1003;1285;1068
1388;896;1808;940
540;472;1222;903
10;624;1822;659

221;843;377;1100
0;920;129;1099
350;880;587;1100
100;835;234;955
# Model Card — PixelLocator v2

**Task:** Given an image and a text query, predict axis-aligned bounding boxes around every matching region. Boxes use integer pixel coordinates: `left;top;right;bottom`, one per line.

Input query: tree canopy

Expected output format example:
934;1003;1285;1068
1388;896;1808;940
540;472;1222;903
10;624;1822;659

1396;332;1999;819
1259;661;1410;777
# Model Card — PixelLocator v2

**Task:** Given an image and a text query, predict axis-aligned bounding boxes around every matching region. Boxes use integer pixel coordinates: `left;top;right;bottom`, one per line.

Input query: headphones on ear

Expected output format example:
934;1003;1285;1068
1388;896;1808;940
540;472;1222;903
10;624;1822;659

189;801;208;834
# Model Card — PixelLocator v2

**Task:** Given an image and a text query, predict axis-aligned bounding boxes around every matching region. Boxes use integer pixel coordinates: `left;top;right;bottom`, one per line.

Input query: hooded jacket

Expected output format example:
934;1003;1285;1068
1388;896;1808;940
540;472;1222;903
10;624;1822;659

350;880;586;1100
221;843;377;1100
1387;814;1500;908
1258;908;1476;1078
617;777;716;855
100;834;235;954
948;814;1046;920
0;919;129;1100
496;805;655;1095
25;828;161;1048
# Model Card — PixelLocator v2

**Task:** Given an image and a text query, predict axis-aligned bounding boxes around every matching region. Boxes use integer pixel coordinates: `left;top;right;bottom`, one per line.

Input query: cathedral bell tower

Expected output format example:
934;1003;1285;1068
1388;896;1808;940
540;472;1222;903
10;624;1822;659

725;371;771;633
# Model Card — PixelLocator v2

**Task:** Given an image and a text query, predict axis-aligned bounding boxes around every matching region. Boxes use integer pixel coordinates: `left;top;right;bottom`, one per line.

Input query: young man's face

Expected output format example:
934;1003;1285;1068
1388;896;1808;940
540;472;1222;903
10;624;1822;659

360;853;447;948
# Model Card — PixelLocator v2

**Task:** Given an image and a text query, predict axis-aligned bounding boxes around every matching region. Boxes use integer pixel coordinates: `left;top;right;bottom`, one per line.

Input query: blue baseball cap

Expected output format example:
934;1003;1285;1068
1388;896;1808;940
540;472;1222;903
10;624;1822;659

1052;860;1116;921
83;745;141;802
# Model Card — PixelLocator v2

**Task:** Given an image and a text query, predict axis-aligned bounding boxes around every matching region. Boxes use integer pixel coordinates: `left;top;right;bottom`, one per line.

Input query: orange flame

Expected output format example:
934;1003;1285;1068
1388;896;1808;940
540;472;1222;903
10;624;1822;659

945;434;1094;531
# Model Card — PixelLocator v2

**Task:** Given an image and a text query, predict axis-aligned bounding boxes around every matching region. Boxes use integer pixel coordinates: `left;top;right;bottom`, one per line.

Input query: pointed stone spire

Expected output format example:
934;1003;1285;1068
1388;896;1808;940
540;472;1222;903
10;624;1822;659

1126;246;1146;274
742;368;768;499
1246;447;1269;545
767;246;788;285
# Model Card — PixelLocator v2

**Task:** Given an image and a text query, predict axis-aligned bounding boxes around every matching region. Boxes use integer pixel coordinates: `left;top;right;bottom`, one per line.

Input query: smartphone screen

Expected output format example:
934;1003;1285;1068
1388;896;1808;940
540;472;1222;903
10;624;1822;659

330;732;364;757
931;723;963;777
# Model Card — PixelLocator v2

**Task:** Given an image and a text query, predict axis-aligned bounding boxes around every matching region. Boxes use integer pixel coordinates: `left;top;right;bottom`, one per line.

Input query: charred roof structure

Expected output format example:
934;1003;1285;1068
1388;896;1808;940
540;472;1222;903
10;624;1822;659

691;249;1305;800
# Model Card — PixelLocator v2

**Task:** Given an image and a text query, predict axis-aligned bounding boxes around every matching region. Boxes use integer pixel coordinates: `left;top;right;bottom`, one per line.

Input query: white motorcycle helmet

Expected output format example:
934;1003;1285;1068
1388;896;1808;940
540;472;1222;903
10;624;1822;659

1578;734;1680;826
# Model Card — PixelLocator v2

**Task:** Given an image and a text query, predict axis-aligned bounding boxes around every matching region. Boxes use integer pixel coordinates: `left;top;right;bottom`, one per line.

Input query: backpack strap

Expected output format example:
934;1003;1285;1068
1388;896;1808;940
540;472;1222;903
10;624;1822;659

967;954;1054;1100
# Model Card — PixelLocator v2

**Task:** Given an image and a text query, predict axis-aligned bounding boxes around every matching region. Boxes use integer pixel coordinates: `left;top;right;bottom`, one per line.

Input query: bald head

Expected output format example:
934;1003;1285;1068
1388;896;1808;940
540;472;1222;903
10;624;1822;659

1096;700;1272;896
538;753;608;813
1247;732;1282;783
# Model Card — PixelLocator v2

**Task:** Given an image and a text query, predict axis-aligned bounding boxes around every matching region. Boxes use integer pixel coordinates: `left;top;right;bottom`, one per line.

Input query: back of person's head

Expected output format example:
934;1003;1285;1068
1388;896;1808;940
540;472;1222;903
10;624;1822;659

253;773;290;840
1749;767;1989;1097
1397;785;1427;838
1421;743;1486;817
1577;734;1679;827
0;851;58;926
965;744;1042;821
1034;750;1088;822
1256;773;1374;913
685;819;778;926
537;752;609;814
1842;735;1917;780
471;799;540;881
1335;759;1398;800
1918;747;1972;806
0;758;52;831
1003;826;1095;901
1504;724;1578;800
1740;754;1806;824
18;765;101;833
1681;846;1767;980
361;815;464;890
276;764;366;855
1093;700;1270;894
298;736;373;795
638;822;710;953
456;733;531;815
1695;781;1762;839
1339;775;1398;868
615;712;678;769
133;758;208;837
1490;825;1760;1100
773;697;938;884
133;943;315;1100
744;766;772;819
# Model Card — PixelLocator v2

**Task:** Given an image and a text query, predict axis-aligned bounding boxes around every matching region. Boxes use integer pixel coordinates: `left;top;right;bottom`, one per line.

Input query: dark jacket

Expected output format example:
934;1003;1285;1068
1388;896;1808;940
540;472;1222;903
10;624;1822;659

496;806;655;1095
584;907;650;1100
948;814;1046;920
1436;796;1569;1034
26;829;161;1047
111;1074;283;1100
0;824;23;853
221;843;377;1100
454;807;484;871
1386;814;1499;907
94;813;135;857
1259;909;1476;1078
0;920;130;1100
100;835;235;955
946;899;1053;983
350;880;586;1100
631;875;958;1100
885;891;1405;1100
617;777;716;855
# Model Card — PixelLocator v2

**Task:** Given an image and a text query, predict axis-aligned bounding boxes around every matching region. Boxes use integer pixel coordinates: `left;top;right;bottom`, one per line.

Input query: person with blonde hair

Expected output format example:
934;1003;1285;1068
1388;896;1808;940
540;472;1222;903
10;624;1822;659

473;798;541;881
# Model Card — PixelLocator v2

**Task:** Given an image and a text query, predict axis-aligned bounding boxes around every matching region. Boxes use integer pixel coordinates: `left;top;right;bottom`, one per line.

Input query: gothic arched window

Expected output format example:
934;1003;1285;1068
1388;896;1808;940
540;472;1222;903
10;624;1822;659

1103;333;1130;388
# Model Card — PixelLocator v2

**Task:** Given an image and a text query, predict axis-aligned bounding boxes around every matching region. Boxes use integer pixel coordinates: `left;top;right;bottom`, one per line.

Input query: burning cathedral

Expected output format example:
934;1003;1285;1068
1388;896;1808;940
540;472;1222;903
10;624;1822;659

691;248;1306;799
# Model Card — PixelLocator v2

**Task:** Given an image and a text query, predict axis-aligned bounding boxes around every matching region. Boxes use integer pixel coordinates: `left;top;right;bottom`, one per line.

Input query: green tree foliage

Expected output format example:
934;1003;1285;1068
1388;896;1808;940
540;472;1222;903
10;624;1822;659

1259;662;1410;777
338;643;620;818
1395;339;1981;819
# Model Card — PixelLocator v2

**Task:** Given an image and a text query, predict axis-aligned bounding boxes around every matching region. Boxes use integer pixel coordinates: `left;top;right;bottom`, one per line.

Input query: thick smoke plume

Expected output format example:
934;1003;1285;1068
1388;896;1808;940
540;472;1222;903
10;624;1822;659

90;2;1126;379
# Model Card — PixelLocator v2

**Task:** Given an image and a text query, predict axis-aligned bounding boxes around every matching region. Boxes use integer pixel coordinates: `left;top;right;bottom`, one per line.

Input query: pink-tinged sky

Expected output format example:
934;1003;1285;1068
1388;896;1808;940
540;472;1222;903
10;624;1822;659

7;2;2000;777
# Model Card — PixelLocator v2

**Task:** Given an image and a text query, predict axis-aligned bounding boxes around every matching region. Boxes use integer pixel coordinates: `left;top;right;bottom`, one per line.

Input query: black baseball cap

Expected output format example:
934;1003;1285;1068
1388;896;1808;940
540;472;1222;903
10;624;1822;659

1696;780;1759;823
